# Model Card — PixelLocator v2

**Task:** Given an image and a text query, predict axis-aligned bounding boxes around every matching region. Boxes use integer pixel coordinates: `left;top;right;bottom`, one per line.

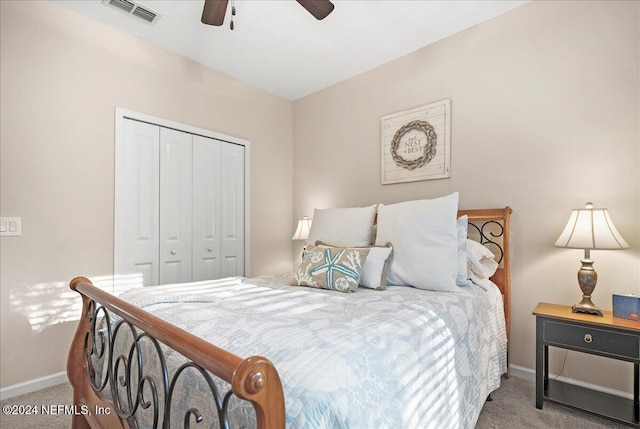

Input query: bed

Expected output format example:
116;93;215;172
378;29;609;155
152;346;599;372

67;202;512;429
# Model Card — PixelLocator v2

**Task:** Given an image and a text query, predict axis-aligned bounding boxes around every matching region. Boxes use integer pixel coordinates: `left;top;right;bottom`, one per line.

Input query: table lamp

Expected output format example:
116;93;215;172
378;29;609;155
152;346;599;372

292;216;313;255
554;202;630;316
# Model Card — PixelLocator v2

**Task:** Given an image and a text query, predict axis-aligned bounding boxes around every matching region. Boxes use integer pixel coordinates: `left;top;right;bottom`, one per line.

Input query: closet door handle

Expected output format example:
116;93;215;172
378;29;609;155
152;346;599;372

207;248;213;252
170;249;177;255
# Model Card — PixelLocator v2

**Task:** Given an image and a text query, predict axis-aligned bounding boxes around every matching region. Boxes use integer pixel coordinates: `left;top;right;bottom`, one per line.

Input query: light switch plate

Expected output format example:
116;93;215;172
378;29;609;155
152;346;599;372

0;217;21;236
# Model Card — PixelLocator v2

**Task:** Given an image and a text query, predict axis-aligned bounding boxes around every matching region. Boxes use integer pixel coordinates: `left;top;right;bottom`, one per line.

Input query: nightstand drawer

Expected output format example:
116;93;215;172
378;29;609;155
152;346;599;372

544;320;640;359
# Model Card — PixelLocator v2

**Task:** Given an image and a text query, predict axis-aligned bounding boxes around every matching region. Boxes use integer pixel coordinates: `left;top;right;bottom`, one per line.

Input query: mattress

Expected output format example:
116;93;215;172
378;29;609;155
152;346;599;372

110;273;507;429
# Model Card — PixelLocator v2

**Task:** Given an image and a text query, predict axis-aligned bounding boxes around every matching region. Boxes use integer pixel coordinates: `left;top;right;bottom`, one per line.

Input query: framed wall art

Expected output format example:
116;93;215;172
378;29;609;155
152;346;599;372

380;99;451;184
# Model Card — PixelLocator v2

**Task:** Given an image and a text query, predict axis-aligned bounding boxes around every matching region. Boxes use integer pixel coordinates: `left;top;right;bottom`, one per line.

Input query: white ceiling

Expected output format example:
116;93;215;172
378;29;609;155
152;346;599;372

53;0;529;100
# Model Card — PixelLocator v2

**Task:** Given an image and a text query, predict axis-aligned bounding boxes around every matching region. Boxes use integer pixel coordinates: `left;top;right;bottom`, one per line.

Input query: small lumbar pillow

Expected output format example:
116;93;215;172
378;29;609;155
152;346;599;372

359;244;393;290
375;192;459;292
466;239;499;278
307;205;377;247
293;244;370;293
314;241;392;290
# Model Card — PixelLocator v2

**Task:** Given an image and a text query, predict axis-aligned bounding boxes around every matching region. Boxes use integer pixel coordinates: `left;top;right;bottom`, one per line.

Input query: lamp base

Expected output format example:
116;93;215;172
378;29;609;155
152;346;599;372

572;297;603;316
572;254;603;317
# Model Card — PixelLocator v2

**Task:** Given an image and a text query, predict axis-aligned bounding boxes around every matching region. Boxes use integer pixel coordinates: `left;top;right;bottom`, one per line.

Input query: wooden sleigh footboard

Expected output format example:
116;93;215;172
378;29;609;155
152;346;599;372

67;277;285;429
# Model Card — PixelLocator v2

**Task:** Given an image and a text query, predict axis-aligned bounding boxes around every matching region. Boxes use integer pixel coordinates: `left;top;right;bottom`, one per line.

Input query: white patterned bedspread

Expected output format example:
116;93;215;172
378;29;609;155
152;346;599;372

118;273;507;429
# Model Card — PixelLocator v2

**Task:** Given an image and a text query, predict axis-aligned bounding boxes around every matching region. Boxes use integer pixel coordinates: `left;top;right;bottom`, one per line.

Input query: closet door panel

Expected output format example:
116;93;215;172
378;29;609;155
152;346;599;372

192;136;221;281
159;128;193;284
220;143;245;277
115;119;160;287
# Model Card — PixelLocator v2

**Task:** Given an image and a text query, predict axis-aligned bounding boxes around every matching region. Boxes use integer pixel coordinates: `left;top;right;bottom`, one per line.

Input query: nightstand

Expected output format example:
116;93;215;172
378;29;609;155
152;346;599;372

533;302;640;427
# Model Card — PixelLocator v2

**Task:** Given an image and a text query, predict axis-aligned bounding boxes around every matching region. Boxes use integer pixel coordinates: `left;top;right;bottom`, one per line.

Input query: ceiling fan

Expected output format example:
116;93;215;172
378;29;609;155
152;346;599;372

201;0;335;26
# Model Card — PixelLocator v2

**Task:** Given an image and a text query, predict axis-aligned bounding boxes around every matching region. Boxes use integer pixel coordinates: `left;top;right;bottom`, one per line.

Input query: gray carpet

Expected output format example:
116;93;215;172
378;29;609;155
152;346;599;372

476;376;626;428
1;382;73;429
0;376;629;428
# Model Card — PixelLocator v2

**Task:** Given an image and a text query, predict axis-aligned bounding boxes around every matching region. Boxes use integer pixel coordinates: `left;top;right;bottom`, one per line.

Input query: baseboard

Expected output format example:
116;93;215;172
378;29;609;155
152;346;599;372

509;364;634;400
0;371;68;401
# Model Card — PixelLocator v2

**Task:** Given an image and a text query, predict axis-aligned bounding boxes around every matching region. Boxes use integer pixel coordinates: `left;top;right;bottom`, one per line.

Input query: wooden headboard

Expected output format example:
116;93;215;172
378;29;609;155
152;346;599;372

459;207;512;376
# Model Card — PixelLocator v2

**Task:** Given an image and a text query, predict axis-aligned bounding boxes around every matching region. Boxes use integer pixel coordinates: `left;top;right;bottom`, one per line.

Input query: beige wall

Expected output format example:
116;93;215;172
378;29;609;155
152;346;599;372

0;1;294;388
293;0;640;393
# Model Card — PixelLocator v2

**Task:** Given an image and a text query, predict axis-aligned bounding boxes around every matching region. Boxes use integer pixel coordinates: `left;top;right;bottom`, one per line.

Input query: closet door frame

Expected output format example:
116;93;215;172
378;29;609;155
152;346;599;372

114;107;251;282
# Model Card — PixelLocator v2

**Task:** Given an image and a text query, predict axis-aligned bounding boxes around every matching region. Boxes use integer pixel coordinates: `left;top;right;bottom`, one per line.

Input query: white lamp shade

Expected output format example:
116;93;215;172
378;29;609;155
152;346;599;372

292;217;312;240
554;204;630;250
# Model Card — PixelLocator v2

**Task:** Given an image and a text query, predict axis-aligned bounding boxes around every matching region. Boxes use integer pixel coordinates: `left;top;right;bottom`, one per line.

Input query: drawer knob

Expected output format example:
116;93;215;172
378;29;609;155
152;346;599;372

584;334;593;343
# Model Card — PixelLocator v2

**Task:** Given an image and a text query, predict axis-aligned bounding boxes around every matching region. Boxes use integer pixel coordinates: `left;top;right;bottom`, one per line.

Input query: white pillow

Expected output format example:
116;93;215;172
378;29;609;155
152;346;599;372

375;192;459;292
456;216;472;287
466;239;499;278
359;244;393;290
307;205;377;247
468;269;495;291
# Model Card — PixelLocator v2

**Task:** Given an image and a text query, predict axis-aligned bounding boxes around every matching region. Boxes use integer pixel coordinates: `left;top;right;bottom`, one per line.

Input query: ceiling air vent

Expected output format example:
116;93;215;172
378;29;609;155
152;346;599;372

102;0;160;25
131;6;157;23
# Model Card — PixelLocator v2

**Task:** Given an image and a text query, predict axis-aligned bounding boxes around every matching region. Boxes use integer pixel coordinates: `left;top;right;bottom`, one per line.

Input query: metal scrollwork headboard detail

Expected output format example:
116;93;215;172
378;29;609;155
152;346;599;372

468;220;505;264
83;301;246;429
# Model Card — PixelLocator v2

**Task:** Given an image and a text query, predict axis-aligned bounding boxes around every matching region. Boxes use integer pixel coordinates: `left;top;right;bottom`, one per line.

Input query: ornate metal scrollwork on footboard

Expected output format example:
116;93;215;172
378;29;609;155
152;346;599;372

84;300;242;429
68;277;285;429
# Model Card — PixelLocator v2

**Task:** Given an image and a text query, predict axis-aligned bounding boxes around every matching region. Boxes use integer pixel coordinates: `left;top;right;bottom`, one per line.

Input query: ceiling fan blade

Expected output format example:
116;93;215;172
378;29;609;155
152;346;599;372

202;0;229;26
296;0;335;20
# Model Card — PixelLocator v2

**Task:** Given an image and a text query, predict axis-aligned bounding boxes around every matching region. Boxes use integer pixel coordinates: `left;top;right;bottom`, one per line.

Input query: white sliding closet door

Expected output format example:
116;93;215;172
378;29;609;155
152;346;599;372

115;110;248;288
220;143;245;277
192;135;221;281
159;128;193;285
116;119;160;287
